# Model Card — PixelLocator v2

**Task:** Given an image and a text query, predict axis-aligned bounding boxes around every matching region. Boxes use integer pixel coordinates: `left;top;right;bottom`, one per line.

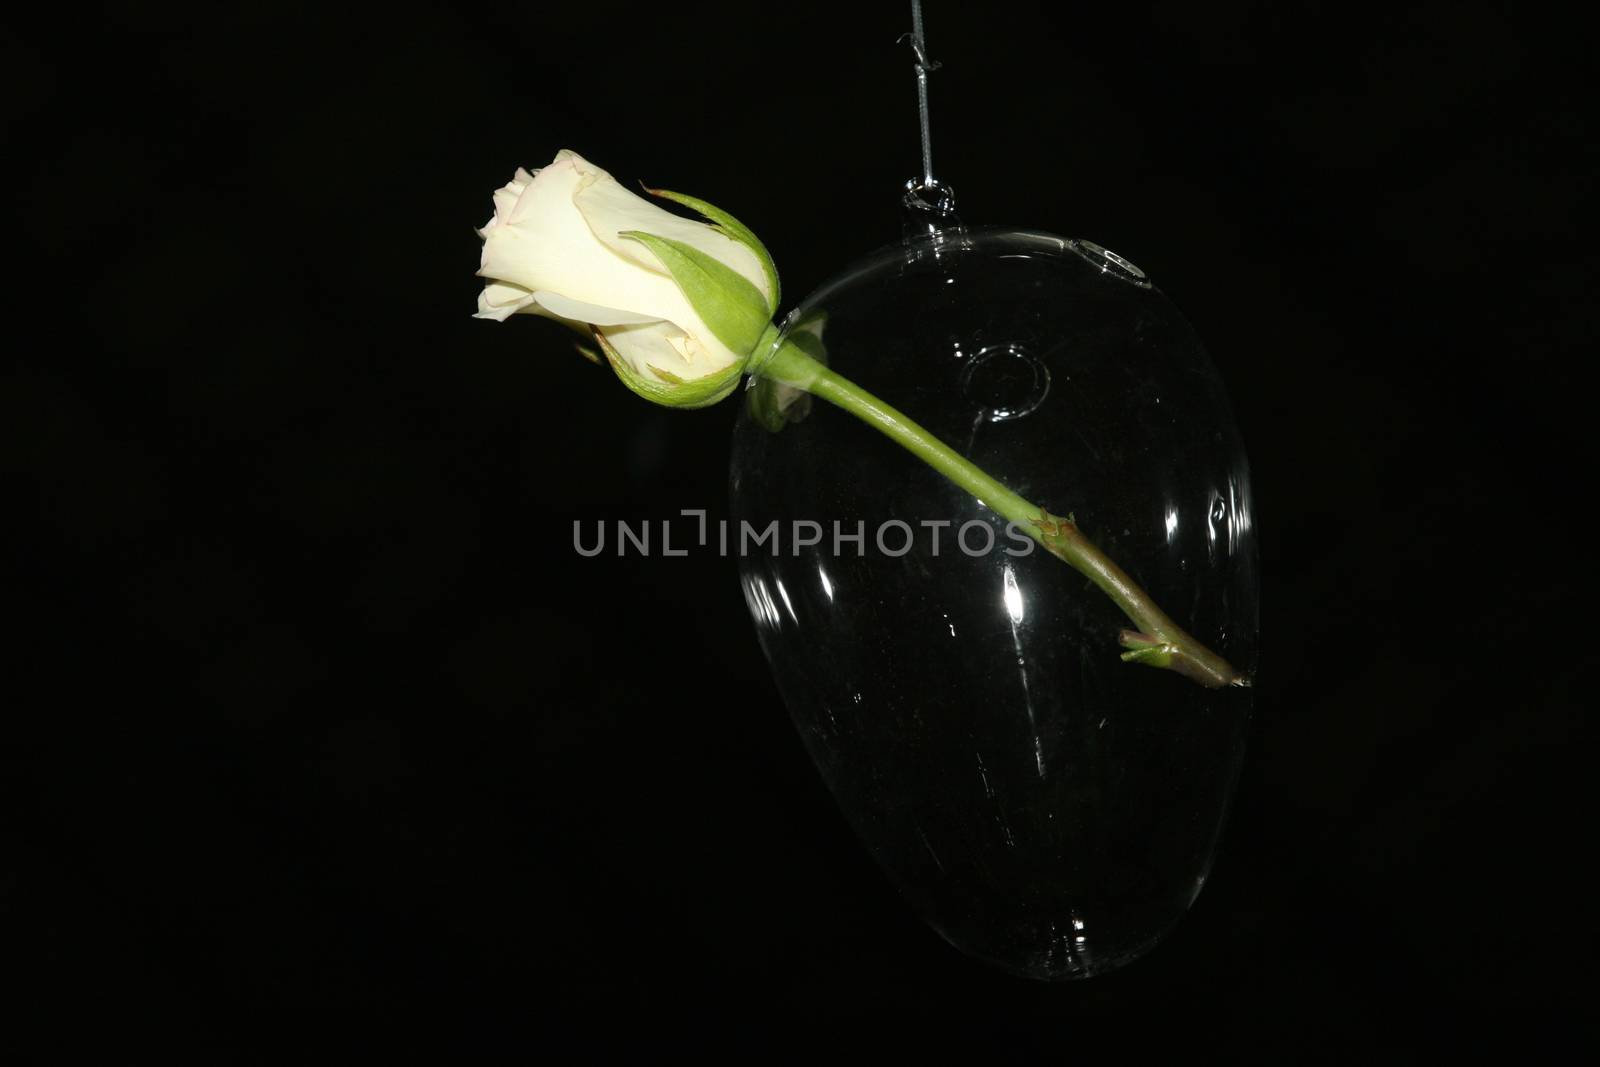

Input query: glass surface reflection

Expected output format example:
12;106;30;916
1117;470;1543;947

730;229;1257;979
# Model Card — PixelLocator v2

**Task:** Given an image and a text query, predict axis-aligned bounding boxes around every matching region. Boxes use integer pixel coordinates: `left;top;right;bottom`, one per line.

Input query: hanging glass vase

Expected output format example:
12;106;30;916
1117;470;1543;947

729;194;1258;979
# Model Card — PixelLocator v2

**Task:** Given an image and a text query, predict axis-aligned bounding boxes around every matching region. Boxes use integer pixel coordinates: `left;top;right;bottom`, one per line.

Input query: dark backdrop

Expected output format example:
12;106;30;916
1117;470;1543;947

7;1;1587;1057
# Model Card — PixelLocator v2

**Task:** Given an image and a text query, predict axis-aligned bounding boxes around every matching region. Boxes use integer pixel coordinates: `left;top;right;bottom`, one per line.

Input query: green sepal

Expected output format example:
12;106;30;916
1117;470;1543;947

617;230;772;366
591;329;743;410
642;186;780;314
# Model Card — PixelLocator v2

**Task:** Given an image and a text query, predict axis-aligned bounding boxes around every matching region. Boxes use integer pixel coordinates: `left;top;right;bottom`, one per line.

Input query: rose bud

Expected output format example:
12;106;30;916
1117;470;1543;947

474;149;779;408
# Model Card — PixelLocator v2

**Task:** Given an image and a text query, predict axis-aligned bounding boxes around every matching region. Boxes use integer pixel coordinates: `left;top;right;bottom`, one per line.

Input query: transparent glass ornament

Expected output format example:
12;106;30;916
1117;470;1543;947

729;194;1258;979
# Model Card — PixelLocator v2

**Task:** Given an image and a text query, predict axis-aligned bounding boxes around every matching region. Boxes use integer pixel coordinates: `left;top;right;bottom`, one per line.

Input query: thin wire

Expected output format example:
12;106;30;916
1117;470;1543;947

905;0;941;189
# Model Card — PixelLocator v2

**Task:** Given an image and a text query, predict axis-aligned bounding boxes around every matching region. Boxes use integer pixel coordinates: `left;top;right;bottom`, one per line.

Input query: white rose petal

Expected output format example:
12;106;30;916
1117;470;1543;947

527;290;659;328
474;150;762;385
475;280;538;321
568;161;768;302
598;321;709;381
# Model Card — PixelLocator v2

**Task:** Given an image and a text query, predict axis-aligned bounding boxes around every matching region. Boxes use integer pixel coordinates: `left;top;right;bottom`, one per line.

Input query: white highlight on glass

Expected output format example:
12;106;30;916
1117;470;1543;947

1002;564;1025;624
774;578;798;625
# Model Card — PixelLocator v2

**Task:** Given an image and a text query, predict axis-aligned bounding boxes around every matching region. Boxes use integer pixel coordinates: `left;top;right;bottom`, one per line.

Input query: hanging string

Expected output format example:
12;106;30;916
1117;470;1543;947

906;0;940;188
900;2;955;216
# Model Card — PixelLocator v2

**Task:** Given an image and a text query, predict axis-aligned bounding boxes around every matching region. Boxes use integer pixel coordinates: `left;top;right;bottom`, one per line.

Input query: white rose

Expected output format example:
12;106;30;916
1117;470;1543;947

475;150;777;404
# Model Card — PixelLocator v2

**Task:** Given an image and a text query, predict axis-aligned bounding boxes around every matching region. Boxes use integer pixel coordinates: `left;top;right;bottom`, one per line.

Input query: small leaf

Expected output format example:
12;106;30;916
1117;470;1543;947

1120;645;1175;669
787;311;828;361
642;186;781;314
748;314;826;433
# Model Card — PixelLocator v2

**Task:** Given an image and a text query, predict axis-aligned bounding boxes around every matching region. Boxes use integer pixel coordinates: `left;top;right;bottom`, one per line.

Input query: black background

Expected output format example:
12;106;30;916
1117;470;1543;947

7;1;1589;1058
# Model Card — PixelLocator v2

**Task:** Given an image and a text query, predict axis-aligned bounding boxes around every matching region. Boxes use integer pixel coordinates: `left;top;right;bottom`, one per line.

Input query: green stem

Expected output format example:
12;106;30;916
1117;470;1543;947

759;341;1247;689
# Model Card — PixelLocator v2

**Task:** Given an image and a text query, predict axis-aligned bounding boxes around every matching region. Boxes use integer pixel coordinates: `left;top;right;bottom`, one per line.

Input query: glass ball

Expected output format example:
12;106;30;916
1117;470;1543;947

730;220;1258;979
